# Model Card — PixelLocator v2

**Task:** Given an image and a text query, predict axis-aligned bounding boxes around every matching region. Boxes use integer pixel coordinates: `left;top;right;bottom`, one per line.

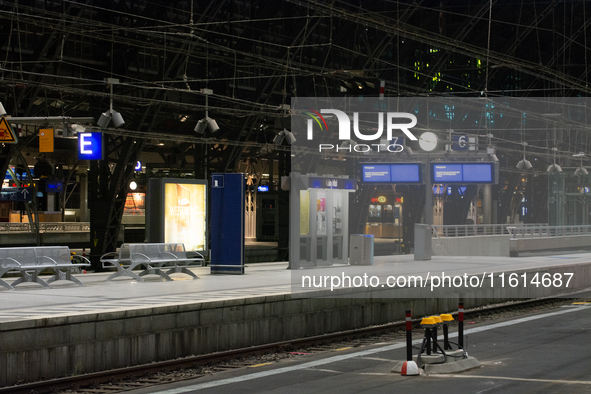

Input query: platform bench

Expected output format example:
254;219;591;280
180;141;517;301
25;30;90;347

101;243;204;282
0;246;90;291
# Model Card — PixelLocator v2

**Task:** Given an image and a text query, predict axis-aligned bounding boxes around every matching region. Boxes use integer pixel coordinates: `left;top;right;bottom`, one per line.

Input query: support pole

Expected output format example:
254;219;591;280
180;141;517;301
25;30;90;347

484;184;492;224
458;302;464;349
443;322;451;350
406;309;412;361
432;324;438;353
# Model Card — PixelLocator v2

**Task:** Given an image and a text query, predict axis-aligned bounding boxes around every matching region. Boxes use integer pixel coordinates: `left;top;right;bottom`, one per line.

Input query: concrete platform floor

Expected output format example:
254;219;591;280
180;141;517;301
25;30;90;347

127;303;591;394
1;253;590;323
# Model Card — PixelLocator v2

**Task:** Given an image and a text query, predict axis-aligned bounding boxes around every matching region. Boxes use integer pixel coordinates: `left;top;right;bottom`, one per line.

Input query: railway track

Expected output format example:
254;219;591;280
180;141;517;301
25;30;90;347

3;293;589;394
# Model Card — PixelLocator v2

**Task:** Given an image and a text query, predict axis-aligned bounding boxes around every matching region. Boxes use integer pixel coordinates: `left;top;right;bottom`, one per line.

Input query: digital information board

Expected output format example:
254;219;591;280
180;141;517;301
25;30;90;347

362;163;422;183
432;162;497;184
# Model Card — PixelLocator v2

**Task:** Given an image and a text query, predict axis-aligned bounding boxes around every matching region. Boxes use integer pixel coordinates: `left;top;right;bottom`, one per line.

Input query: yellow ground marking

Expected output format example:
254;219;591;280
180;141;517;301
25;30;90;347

248;362;273;368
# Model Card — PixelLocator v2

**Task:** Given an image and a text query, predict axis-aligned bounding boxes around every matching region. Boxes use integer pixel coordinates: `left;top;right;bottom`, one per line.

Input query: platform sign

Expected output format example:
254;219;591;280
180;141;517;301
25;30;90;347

78;132;103;160
452;135;468;151
211;174;224;188
0;187;33;201
0;117;17;144
39;128;54;153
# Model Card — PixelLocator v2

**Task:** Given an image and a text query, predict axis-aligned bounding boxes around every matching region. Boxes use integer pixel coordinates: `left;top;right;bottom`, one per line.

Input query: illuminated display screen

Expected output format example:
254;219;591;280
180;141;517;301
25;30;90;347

257;185;269;192
362;163;422;183
164;183;207;251
362;165;391;182
432;163;495;184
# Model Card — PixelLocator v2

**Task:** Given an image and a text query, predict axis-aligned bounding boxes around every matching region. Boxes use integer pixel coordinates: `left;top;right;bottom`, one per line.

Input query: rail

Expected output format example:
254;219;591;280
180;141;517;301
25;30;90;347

507;225;591;239
432;223;547;237
0;222;90;233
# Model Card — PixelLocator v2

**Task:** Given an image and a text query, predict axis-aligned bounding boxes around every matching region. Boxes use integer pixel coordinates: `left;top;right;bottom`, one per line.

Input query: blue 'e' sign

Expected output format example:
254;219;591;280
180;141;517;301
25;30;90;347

78;132;103;160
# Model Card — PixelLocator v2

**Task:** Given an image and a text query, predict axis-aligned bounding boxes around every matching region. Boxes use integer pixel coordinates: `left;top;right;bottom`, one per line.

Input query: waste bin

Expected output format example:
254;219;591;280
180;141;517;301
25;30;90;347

349;234;374;265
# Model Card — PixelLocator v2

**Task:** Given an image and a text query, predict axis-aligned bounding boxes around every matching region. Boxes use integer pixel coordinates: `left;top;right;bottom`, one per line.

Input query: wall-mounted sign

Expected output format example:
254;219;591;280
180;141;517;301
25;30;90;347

78;132;103;160
432;162;497;184
0;117;17;144
39;129;54;153
361;163;422;183
257;185;269;192
0;187;33;201
134;161;142;171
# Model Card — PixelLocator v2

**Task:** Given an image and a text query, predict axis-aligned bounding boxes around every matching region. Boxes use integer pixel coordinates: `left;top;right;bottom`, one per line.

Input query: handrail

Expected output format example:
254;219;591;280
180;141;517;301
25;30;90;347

0;222;90;233
432;223;547;238
507;225;591;239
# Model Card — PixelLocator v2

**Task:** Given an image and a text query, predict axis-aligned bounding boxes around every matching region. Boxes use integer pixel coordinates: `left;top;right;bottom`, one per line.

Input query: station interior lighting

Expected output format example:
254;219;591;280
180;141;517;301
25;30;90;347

403;145;414;157
573;152;588;176
516;158;532;170
98;79;125;129
194;116;219;134
547;163;562;173
274;129;296;146
195;88;219;134
129;181;138;190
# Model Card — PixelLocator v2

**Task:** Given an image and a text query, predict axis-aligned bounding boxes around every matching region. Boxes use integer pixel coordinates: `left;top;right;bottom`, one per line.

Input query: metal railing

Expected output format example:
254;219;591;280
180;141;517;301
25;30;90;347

0;222;90;233
432;223;548;238
507;225;591;239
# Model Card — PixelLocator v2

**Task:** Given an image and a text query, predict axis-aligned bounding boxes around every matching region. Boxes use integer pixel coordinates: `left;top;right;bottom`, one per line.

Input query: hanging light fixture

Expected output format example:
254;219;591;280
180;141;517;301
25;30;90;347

573;152;588;176
274;129;296;146
194;89;219;134
98;78;125;129
516;134;532;170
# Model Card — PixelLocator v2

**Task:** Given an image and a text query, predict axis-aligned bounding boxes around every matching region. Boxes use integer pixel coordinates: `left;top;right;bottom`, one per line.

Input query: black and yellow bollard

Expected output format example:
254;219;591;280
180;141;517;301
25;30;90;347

440;314;454;350
419;316;437;356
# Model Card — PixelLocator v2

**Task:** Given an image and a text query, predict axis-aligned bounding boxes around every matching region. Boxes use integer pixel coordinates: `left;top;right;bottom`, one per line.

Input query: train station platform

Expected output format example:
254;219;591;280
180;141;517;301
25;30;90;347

1;253;590;386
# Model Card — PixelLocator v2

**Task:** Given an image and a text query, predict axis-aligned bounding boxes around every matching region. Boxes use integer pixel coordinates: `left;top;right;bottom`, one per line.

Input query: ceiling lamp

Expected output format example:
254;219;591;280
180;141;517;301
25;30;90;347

98;78;125;129
573;152;588;176
195;89;219;134
274;129;296;146
547;163;562;173
516;140;532;170
516;159;532;170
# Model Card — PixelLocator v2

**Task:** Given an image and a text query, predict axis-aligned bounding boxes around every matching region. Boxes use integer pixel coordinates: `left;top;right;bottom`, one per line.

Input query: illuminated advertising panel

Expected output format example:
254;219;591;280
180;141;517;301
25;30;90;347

432;163;496;184
163;182;207;251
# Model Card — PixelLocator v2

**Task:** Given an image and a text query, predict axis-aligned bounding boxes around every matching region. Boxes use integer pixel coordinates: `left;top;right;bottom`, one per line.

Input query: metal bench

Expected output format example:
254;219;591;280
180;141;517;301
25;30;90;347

101;243;204;282
0;246;90;290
